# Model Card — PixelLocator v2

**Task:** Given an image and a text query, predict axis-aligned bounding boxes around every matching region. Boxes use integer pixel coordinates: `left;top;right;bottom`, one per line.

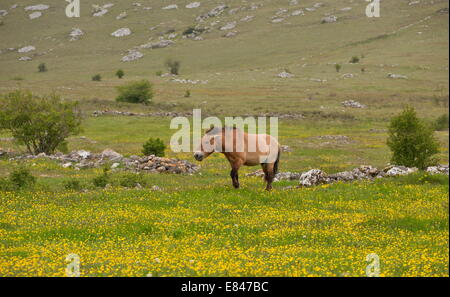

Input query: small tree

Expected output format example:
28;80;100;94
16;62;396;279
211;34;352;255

184;90;191;98
387;106;439;170
116;69;124;79
350;56;360;63
142;138;165;156
165;59;180;75
116;80;153;104
92;74;102;81
0;91;82;155
38;63;47;72
335;64;341;72
433;114;449;131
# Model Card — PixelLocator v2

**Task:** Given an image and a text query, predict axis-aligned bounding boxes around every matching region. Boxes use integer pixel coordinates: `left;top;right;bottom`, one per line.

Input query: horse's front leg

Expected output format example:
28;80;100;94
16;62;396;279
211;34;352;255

230;168;240;189
261;163;274;191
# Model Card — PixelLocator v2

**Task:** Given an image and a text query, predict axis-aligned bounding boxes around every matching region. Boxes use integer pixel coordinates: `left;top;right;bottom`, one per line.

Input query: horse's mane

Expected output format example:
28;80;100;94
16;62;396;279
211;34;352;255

205;126;238;135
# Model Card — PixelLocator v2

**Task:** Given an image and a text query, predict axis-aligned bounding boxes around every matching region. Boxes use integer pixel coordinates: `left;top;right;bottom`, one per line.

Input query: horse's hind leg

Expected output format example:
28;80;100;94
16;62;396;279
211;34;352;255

261;163;274;191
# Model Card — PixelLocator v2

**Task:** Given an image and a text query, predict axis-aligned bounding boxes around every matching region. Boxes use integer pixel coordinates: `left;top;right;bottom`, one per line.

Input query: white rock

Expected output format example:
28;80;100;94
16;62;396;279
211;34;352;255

75;150;91;159
186;2;201;9
24;4;49;11
342;100;366;108
291;10;304;16
220;21;236;31
299;169;329;187
69;28;84;41
162;4;178;10
289;0;299;5
111;28;132;37
0;10;8;17
111;162;120;169
387;73;408;79
18;46;36;53
101;149;122;161
29;11;42;19
271;18;285;23
322;16;337;23
240;15;254;22
278;71;294;78
426;165;449;175
385;166;417;177
121;50;143;62
116;11;127;20
341;7;352;12
62;162;72;168
19;56;32;61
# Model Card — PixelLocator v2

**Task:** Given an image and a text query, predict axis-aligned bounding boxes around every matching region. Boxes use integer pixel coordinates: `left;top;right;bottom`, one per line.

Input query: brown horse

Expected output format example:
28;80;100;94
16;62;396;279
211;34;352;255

194;126;280;191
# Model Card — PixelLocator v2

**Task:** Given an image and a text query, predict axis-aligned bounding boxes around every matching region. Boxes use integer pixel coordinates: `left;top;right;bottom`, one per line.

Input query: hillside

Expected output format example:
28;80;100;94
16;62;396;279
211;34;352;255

0;0;448;119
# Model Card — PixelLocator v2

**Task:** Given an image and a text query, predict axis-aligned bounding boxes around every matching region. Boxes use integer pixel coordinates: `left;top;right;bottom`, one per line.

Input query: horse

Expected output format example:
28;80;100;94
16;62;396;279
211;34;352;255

194;126;280;191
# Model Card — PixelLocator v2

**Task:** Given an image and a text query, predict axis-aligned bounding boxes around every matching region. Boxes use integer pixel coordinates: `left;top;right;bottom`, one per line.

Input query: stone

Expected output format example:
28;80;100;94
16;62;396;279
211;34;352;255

196;4;228;22
271;18;284;23
141;40;174;49
24;4;49;11
116;12;127;20
62;162;72;168
299;169;329;187
220;21;236;31
18;46;36;53
19;56;32;61
162;4;178;10
342;100;366;108
111;28;132;37
121;50;143;62
29;12;42;19
111;162;120;169
69;28;84;41
278;71;294;78
0;10;8;17
240;15;254;22
384;166;418;177
101;149;122;161
321;16;337;23
426;165;449;175
186;2;201;9
387;73;408;79
291;10;304;16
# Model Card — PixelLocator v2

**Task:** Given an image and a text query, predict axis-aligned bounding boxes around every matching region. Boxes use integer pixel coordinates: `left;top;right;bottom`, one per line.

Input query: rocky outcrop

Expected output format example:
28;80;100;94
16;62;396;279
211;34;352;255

141;40;174;49
121;50;143;62
69;28;84;41
342;100;366;108
18;46;36;53
111;28;132;37
29;12;42;19
24;4;49;11
387;73;408;79
186;2;201;9
8;150;199;174
196;4;228;22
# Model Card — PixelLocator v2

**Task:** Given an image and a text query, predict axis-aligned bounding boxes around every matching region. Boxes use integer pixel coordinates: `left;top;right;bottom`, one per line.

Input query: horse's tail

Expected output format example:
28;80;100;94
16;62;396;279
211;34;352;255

273;148;280;176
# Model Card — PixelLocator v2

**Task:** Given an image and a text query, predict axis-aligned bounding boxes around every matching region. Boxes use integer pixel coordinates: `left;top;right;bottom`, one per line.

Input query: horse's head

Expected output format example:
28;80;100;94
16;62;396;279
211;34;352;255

194;127;222;161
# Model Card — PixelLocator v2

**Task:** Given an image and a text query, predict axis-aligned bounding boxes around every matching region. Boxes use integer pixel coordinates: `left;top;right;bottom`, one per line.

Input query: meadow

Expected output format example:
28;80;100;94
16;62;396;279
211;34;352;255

0;0;449;276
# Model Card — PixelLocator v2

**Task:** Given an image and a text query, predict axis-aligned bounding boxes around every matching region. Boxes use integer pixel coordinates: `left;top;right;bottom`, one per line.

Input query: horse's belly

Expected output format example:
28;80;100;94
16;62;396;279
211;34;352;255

244;152;266;166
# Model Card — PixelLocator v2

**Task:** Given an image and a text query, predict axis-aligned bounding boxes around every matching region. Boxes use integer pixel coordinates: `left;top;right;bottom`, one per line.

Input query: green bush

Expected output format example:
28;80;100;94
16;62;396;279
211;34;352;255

349;56;360;63
165;59;180;75
116;69;124;79
38;63;47;72
142;138;166;156
335;64;341;72
9;167;36;189
184;90;191;98
155;70;163;77
118;173;145;188
93;168;110;188
433;114;449;131
387;106;439;170
64;179;83;191
0;91;82;155
116;80;153;104
92;74;102;81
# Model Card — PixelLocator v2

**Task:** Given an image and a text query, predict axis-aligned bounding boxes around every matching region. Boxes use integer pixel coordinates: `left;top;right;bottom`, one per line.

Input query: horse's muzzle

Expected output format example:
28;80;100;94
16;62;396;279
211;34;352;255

194;153;204;161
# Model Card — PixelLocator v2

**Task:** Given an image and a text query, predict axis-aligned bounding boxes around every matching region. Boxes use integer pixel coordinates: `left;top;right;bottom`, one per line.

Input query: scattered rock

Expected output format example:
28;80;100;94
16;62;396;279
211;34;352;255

141;39;174;49
116;11;127;20
426;165;449;175
384;166;418;176
240;15;254;22
18;46;36;53
162;4;178;10
121;50;143;62
220;21;236;31
223;31;237;38
342;100;366;109
19;56;32;61
299;169;329;187
289;0;299;6
291;10;304;16
341;7;352;12
278;71;294;78
28;11;42;19
196;4;228;22
24;4;49;11
186;2;201;9
0;10;8;17
342;73;354;79
69;28;84;41
321;16;337;23
387;73;408;79
280;145;292;152
271;18;285;23
111;28;132;37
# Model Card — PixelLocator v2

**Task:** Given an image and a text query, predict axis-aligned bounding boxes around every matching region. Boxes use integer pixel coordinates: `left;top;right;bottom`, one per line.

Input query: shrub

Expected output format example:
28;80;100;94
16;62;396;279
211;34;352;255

38;63;47;72
335;64;341;72
92;74;102;81
350;56;360;63
387;106;439;170
118;173;145;188
64;179;82;191
0;91;82;155
433;114;449;131
142;138;165;156
9;167;36;189
184;90;191;98
116;69;124;79
155;70;163;77
361;67;366;73
116;80;153;104
93;167;110;188
165;59;180;75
